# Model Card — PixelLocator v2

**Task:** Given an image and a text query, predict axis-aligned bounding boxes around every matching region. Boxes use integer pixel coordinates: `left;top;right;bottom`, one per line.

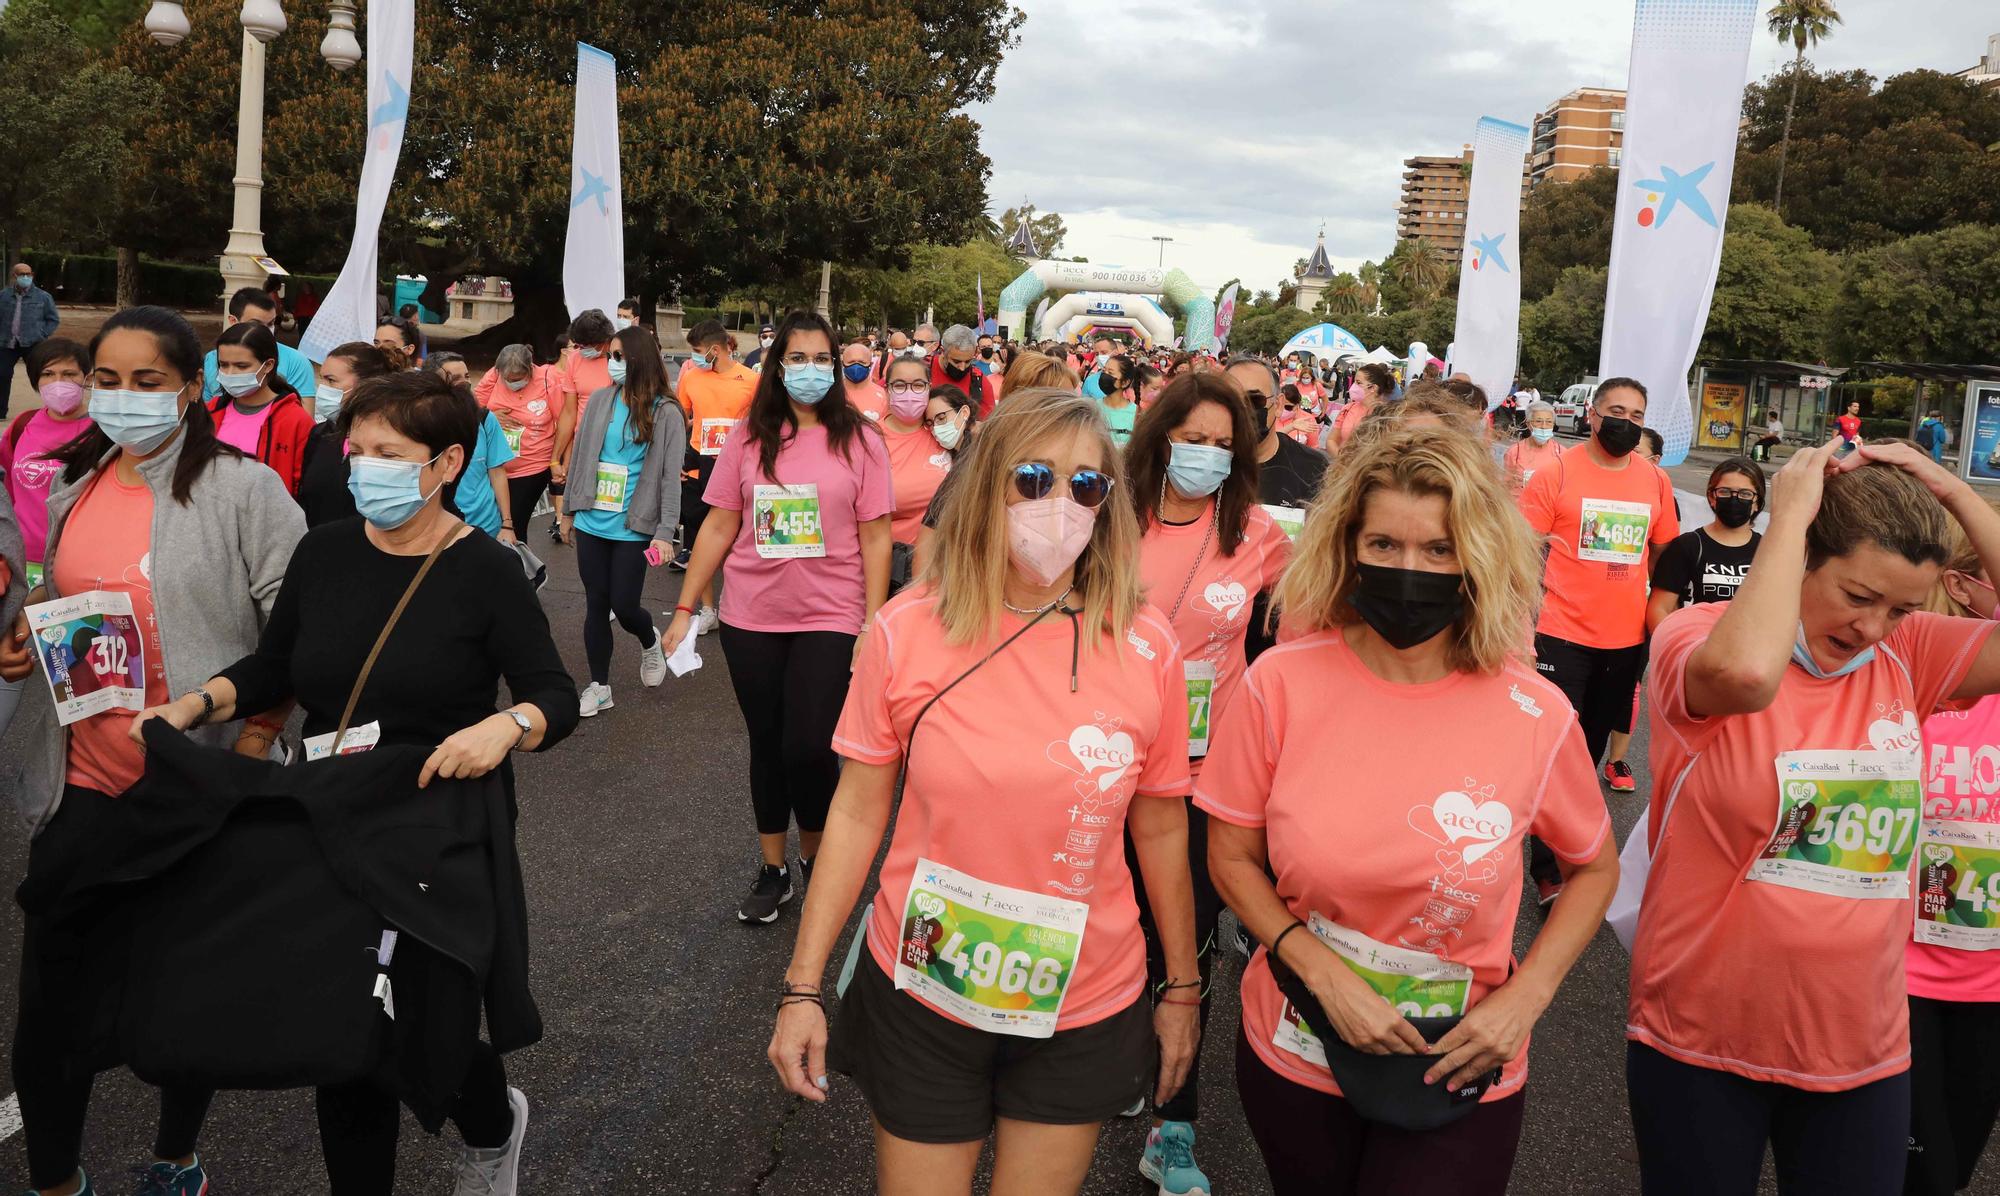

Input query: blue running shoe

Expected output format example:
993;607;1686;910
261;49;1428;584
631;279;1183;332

130;1155;207;1195
21;1169;95;1196
1138;1121;1210;1196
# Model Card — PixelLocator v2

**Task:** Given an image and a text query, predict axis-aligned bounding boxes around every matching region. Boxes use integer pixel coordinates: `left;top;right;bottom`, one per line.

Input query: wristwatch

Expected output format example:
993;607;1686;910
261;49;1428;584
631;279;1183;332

503;709;532;747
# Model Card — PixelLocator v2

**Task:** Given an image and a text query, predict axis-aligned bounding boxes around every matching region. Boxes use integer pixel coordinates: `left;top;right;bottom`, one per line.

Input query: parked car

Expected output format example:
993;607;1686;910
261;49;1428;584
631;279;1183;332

1554;379;1599;435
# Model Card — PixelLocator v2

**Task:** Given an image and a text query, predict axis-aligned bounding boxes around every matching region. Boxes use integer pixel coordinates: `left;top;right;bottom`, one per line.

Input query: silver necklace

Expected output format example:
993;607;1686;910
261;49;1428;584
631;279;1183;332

1002;585;1074;617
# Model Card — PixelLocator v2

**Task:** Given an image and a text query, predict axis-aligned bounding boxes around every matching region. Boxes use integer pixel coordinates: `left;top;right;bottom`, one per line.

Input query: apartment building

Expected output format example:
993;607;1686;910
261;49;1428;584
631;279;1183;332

1397;152;1472;262
1528;87;1626;187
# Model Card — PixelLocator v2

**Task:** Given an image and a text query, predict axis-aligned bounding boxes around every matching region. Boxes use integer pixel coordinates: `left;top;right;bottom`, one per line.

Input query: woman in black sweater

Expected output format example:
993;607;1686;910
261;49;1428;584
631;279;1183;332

298;341;394;527
133;369;577;1195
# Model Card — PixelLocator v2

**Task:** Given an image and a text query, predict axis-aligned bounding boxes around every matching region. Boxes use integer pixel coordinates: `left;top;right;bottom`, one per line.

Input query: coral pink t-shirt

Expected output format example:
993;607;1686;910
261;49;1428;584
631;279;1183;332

1908;692;2000;1002
2;411;93;564
835;589;1192;1031
845;379;888;424
1518;448;1679;649
1138;503;1291;775
703;422;893;635
1501;438;1564;497
215;399;278;455
881;423;951;544
52;470;169;796
1196;628;1608;1100
560;352;614;422
1632;601;1994;1090
474;366;562;476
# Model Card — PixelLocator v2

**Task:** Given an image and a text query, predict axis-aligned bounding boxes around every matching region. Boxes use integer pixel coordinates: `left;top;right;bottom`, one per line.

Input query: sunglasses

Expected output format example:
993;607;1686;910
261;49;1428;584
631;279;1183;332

1010;463;1115;509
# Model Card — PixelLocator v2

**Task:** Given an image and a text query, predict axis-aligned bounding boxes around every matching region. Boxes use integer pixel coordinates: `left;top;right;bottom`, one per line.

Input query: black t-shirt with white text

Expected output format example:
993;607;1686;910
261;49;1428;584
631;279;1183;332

1651;527;1760;609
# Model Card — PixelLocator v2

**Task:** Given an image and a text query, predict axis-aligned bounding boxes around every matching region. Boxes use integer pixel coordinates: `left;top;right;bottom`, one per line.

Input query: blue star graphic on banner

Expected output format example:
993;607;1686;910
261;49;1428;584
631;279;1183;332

1633;162;1719;229
371;72;408;129
1469;232;1510;273
571;168;611;216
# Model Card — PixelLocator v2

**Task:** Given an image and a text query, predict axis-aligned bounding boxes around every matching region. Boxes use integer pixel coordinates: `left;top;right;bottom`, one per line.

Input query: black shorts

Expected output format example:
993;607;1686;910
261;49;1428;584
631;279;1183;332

828;955;1153;1143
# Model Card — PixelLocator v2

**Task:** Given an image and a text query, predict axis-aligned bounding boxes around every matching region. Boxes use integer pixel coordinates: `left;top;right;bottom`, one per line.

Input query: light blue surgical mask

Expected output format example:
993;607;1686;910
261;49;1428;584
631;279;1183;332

90;387;186;454
578;347;602;360
347;451;443;530
217;367;267;399
688;352;711;371
608;358;628;385
1530;427;1555;445
783;362;835;405
13;275;31;290
314;385;344;423
1166;441;1233;499
1791;623;1875;679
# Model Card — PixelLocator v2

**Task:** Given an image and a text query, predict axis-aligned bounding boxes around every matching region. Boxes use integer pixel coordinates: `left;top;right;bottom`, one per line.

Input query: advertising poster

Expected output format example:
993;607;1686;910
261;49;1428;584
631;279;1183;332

1696;381;1746;450
25;591;146;726
1962;382;2000;485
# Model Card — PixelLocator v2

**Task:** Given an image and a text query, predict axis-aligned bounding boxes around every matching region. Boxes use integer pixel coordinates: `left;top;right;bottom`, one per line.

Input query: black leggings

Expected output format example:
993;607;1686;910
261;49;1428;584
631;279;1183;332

314;1042;513;1195
1906;994;2000;1195
1529;634;1647;885
505;469;552;541
717;624;855;837
1236;1030;1525;1195
1626;1041;1910;1196
680;473;711;553
1127;800;1220;1122
574;529;656;686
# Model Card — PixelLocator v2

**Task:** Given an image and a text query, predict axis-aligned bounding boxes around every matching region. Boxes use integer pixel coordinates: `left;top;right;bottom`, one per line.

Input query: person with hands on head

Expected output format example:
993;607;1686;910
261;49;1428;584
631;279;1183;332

1622;438;2000;1196
559;325;686;715
1201;419;1615;1196
0;306;306;1196
127;365;575;1196
766;388;1201;1196
665;311;892;926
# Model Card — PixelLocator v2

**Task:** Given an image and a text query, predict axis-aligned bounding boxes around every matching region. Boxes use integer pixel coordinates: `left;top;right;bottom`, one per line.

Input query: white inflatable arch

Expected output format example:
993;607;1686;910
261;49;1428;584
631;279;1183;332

1040;292;1176;346
997;260;1217;351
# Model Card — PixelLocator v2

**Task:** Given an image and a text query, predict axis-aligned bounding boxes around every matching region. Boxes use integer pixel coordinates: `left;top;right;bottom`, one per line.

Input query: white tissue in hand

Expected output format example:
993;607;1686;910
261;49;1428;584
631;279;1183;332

667;622;703;677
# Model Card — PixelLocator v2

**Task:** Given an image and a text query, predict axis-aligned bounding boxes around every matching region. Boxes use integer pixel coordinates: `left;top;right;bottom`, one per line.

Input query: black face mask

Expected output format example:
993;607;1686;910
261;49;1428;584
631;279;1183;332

1252;402;1272;439
943;361;969;379
1347;564;1464;650
1595;415;1643;457
979;347;993;359
1713;495;1755;529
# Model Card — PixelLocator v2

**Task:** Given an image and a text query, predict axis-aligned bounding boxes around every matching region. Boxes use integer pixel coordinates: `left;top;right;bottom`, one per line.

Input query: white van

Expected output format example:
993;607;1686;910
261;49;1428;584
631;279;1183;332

1553;378;1600;435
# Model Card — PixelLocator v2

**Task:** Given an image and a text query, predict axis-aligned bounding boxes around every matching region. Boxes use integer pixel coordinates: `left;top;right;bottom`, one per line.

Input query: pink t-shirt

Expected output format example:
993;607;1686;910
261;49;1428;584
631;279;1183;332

1501;438;1564;497
1196;629;1609;1100
882;424;951;544
561;352;614;422
53;470;169;796
1137;503;1291;776
835;589;1192;1031
703;422;893;635
215;399;278;454
1632;601;1994;1090
1907;692;2000;1002
845;380;889;424
475;366;562;476
2;411;93;564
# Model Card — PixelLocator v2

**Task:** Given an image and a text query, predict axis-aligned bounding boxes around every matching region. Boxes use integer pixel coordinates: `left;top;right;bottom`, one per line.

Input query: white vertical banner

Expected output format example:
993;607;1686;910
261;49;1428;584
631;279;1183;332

299;0;415;363
1451;117;1529;409
564;43;624;322
1214;283;1240;349
1600;0;1757;465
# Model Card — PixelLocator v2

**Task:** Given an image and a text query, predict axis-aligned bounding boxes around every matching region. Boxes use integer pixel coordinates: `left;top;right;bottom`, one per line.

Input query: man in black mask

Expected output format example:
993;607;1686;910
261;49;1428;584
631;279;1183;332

1225;356;1326;668
1516;377;1680;904
928;323;991;417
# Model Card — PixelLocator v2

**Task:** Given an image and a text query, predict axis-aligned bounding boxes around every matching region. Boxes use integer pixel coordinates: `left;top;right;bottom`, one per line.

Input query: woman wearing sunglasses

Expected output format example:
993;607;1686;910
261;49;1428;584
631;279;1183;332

666;311;893;927
1202;419;1615;1196
1122;371;1293;1194
767;387;1200;1196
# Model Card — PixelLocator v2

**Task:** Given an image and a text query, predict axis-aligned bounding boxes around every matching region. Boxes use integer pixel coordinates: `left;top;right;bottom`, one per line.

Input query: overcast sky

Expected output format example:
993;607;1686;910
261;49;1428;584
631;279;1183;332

970;1;1996;295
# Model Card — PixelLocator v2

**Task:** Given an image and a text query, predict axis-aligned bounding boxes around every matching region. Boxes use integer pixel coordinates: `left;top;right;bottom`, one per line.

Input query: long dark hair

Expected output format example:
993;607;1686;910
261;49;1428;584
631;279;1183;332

612;325;671;447
56;306;241;505
214;320;299;401
1126;372;1259;553
745;310;870;483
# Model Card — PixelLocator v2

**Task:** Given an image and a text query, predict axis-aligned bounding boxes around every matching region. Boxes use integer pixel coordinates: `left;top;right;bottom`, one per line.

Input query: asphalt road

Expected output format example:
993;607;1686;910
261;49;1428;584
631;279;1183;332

1;502;1994;1196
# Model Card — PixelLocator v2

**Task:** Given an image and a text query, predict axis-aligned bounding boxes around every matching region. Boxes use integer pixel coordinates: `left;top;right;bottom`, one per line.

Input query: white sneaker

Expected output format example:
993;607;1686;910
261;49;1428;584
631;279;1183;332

578;683;614;718
697;605;719;635
639;638;667;687
453;1085;529;1195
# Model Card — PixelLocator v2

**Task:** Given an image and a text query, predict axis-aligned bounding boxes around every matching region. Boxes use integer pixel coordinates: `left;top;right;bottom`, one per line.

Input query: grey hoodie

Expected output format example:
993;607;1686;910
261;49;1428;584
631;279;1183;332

8;432;304;835
560;383;687;540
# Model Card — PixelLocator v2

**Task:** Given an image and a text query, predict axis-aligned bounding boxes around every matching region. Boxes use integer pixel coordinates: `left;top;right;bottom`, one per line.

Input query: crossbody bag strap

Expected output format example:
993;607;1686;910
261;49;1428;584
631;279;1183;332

332;523;463;748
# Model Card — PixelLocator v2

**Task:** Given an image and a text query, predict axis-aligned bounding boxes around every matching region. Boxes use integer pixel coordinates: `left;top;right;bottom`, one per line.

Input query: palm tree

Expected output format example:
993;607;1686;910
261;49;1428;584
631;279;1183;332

1766;0;1842;217
1392;238;1449;303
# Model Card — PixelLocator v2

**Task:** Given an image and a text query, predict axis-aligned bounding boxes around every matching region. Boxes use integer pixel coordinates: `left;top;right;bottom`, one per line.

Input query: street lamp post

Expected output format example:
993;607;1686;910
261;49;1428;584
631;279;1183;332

144;0;361;310
1152;235;1174;267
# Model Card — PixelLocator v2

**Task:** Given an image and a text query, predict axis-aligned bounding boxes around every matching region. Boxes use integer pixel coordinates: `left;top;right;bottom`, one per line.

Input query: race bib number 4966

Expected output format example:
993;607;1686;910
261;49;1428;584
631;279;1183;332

893;858;1088;1039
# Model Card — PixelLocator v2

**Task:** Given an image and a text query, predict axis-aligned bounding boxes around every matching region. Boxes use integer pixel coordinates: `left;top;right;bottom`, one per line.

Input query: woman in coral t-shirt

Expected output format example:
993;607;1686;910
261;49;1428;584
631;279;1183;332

767;388;1200;1195
1202;419;1615;1196
1626;441;2000;1196
879;355;952;548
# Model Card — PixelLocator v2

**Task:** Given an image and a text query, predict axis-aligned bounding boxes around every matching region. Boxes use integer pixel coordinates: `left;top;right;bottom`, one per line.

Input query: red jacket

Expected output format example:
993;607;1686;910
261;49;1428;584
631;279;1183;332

207;392;316;497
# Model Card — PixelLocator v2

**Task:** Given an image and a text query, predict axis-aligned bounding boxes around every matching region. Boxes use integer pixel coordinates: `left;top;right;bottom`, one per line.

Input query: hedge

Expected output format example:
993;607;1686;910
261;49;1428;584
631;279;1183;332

23;249;339;311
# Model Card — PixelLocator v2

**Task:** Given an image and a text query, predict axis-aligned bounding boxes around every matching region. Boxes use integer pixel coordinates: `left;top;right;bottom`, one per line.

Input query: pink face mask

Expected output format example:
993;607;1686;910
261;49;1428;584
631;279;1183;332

1348;381;1367;402
1006;496;1097;588
40;380;84;415
889;391;929;423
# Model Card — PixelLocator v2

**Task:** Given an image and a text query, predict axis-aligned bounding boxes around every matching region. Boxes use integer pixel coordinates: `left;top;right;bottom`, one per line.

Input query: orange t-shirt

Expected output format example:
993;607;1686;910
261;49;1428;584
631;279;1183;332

1137;503;1291;775
560;351;615;421
1331;400;1369;449
882;424;951;544
845;379;888;424
1631;602;1994;1091
1196;628;1609;1101
834;589;1192;1031
1518;447;1679;649
678;360;757;474
53;470;169;795
1501;437;1564;497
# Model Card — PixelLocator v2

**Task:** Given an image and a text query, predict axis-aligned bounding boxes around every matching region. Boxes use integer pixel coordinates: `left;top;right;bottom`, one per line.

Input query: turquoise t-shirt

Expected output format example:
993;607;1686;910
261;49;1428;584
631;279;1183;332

574;390;650;542
455;411;516;536
1100;398;1137;446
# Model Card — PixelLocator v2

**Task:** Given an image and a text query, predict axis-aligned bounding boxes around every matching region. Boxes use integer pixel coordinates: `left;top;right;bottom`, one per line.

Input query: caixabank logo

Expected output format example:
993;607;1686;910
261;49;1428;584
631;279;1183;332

1632;161;1719;229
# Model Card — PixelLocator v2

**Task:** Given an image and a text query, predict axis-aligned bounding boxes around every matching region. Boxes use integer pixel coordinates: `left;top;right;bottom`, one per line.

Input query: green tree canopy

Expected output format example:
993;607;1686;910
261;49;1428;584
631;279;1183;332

1519;264;1606;390
1700;203;1838;361
1831;223;2000;364
1518;164;1617;302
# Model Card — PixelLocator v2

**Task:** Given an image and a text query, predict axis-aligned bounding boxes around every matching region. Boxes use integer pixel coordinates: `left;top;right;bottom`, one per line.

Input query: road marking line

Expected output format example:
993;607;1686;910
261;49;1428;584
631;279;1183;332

0;1092;20;1143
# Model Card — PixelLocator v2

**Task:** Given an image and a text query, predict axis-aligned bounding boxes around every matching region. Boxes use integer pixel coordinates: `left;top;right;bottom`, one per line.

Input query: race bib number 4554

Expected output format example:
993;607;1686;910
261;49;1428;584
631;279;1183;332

1750;750;1922;899
753;484;826;558
893;858;1088;1039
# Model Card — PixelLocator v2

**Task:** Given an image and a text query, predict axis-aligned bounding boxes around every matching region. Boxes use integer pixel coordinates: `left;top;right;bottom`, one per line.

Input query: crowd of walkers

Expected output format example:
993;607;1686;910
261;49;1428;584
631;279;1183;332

1;302;1997;1196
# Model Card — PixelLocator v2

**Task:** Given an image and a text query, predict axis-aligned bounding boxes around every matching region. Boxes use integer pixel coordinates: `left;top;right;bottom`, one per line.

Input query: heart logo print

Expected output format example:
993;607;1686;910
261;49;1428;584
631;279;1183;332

1785;780;1819;803
1202;581;1248;615
1050;725;1134;791
1868;709;1921;755
1421;790;1513;864
1923;844;1953;866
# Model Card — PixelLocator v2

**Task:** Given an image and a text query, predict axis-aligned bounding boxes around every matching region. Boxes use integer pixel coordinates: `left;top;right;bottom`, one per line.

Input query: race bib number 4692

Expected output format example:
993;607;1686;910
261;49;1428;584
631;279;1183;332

1577;497;1650;564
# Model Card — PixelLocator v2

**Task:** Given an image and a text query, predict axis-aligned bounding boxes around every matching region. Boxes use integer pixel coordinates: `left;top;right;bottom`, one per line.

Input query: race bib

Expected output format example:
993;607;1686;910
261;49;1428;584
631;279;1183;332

1259;504;1306;542
25;590;146;726
501;422;524;453
1577;497;1651;564
1915;819;2000;950
592;461;630;512
26;561;43;590
303;720;381;762
894;858;1088;1039
1272;915;1472;1067
1749;749;1922;898
1185;659;1216;757
698;418;733;456
753;484;825;558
